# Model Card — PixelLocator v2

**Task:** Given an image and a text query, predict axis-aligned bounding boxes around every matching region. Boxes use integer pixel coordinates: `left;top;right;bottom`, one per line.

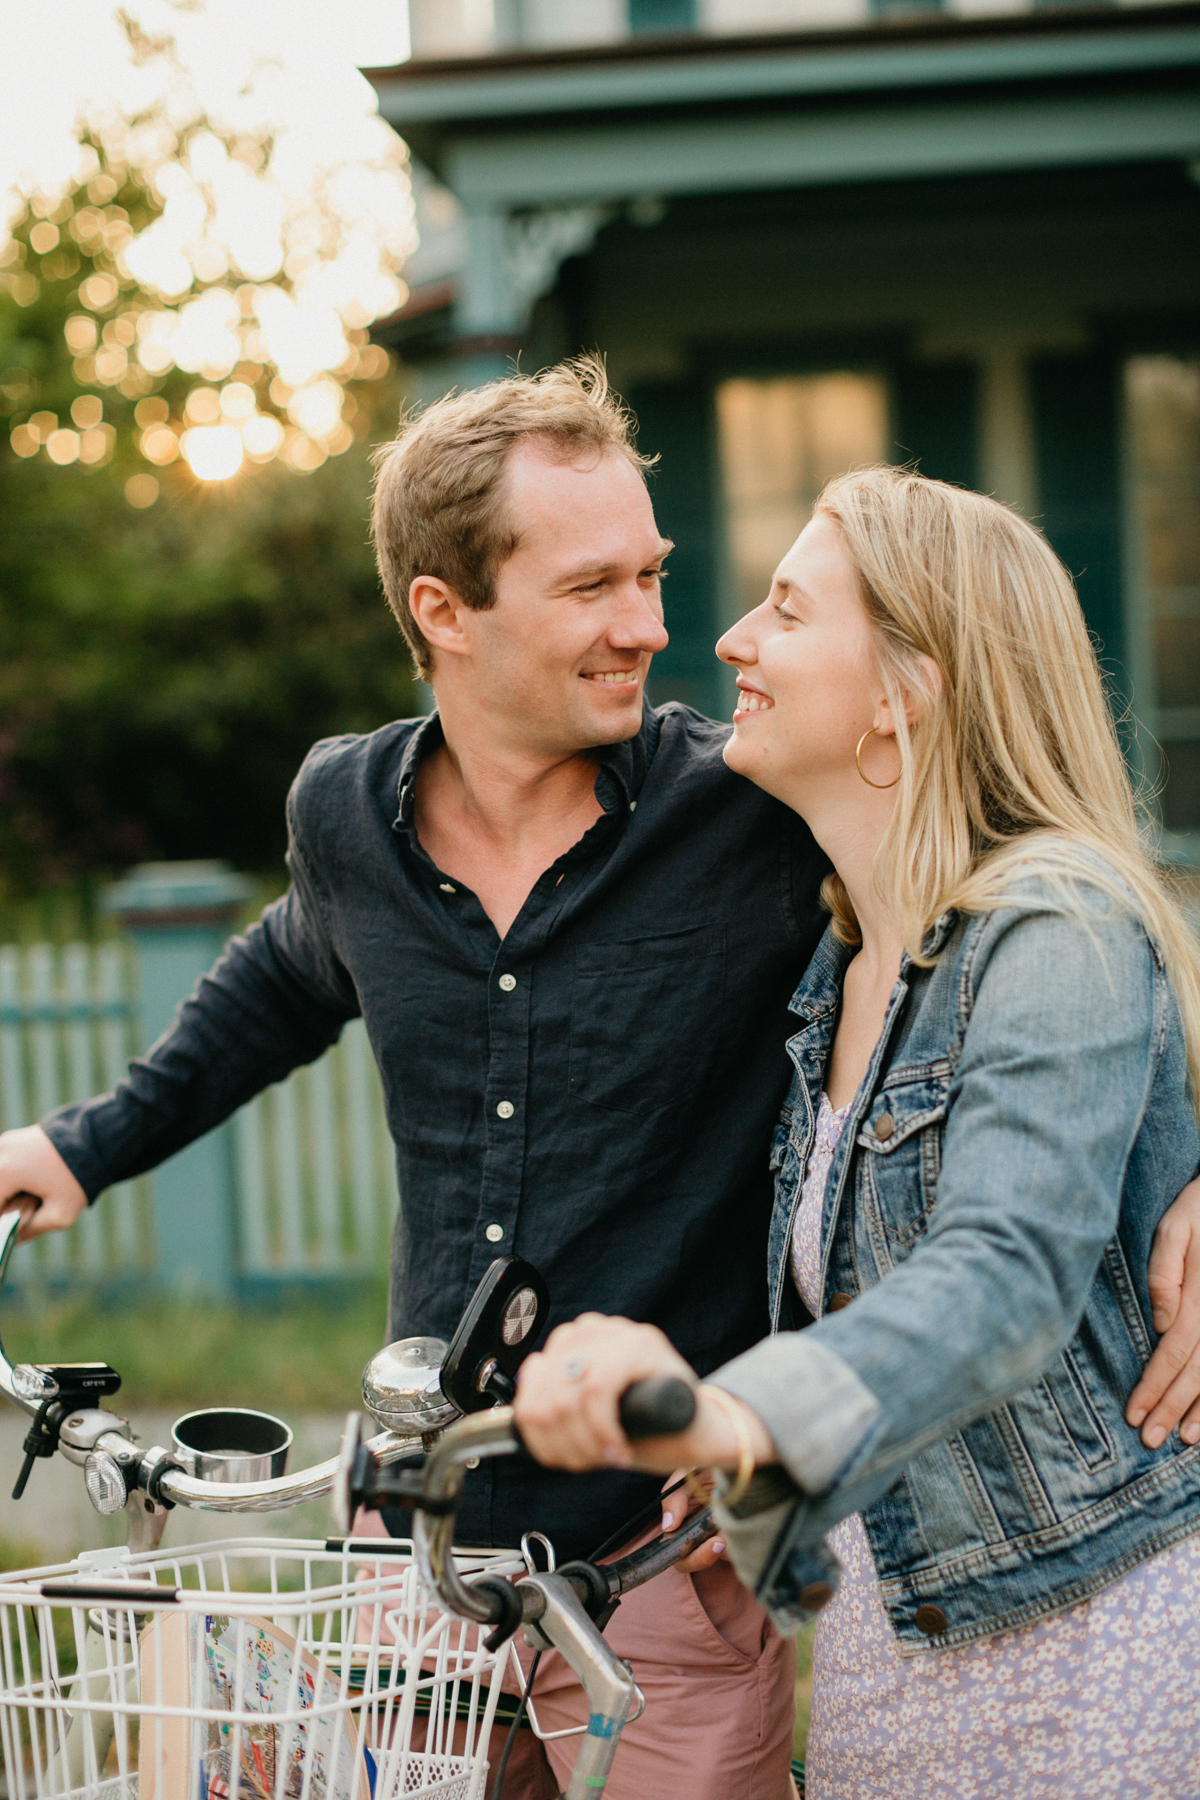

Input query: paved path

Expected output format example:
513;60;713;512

0;1408;348;1571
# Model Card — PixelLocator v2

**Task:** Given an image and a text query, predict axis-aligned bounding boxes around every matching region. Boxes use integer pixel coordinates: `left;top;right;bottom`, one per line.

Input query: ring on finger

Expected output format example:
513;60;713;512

564;1357;588;1383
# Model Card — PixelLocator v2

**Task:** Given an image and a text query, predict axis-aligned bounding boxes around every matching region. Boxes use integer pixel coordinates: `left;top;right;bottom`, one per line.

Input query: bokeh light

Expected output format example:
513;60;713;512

181;423;244;480
219;380;255;419
45;427;80;464
124;472;159;507
2;1;413;481
141;426;180;464
79;423;114;463
242;413;283;461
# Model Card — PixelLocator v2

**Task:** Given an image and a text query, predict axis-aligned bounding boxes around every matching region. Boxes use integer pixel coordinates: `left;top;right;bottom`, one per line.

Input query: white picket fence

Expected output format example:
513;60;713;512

0;941;398;1288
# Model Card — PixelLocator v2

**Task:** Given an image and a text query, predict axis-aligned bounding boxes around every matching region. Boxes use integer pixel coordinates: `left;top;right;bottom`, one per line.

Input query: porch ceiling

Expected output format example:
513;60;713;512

371;4;1200;208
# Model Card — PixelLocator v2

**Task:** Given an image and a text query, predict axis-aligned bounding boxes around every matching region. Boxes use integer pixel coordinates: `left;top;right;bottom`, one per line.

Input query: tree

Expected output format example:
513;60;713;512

0;15;420;893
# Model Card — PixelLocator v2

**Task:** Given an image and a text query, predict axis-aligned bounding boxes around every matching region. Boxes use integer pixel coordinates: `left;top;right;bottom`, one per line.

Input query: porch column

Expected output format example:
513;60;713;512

451;200;613;388
104;860;254;1295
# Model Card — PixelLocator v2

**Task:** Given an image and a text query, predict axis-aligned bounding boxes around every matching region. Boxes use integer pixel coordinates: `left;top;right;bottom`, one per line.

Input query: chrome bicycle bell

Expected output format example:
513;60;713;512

362;1336;460;1435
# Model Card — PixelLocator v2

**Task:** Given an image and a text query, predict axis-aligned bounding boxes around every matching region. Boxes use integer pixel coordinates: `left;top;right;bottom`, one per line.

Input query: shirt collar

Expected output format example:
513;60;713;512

394;710;446;829
393;704;657;830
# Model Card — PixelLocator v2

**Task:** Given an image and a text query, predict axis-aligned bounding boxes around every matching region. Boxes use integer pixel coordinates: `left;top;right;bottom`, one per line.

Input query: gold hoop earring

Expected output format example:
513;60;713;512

855;727;901;790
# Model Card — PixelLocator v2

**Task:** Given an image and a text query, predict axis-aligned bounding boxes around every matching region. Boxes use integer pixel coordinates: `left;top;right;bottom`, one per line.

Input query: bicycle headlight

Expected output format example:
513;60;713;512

12;1364;58;1403
84;1451;128;1515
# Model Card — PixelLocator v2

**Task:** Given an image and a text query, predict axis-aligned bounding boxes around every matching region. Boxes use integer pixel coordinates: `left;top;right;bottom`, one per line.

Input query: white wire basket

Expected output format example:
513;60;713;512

0;1536;528;1800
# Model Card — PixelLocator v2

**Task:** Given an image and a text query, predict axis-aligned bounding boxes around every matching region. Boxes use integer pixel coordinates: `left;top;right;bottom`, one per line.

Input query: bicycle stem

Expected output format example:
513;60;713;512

412;1408;643;1798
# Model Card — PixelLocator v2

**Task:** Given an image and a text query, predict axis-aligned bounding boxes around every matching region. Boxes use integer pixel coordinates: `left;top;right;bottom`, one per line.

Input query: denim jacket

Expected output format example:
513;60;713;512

711;863;1200;1652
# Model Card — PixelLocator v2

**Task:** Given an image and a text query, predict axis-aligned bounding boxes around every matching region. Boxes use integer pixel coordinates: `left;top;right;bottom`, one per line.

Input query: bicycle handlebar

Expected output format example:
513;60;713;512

0;1211;702;1517
0;1209;718;1800
0;1210;426;1511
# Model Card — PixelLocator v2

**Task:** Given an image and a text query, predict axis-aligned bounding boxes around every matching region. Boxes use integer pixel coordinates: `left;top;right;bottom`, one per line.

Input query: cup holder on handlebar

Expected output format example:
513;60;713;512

172;1408;292;1482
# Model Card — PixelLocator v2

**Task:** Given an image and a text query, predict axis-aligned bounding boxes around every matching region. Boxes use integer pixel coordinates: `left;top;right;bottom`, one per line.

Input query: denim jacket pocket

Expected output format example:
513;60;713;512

1034;1346;1118;1474
856;1067;950;1254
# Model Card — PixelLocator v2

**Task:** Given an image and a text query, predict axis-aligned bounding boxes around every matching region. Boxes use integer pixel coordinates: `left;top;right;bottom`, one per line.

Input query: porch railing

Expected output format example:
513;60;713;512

0;940;398;1292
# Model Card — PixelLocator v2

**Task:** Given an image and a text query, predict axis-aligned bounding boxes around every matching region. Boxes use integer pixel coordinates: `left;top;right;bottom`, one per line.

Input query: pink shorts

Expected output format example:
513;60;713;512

352;1511;796;1800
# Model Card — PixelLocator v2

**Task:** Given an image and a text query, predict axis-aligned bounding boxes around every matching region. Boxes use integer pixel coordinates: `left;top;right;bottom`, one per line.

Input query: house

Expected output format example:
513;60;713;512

369;1;1200;853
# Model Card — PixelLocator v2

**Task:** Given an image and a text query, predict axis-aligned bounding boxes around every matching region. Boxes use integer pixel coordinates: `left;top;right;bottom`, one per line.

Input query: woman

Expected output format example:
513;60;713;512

514;469;1200;1796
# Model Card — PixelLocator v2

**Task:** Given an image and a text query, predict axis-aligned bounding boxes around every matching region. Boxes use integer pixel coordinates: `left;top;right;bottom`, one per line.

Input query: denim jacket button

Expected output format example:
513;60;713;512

828;1292;854;1312
915;1603;948;1635
873;1112;895;1141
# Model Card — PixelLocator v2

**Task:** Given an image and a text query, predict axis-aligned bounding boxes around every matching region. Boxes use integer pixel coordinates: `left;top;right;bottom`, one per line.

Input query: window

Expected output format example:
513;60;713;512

628;0;697;31
716;373;889;622
1125;356;1200;850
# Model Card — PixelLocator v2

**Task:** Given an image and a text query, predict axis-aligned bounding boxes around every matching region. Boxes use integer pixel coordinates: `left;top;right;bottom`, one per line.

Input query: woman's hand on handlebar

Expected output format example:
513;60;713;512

0;1127;88;1240
514;1312;775;1478
662;1469;729;1573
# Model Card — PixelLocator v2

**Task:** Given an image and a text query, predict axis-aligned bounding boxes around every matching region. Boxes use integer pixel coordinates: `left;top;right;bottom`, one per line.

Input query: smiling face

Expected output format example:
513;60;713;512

434;441;671;759
716;512;890;812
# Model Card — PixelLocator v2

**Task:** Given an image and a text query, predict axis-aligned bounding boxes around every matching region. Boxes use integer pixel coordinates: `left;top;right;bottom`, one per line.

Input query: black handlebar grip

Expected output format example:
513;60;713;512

618;1377;696;1440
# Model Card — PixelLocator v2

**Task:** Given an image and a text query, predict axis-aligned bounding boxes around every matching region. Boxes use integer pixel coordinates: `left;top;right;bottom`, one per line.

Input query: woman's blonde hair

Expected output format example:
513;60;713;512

815;465;1200;1103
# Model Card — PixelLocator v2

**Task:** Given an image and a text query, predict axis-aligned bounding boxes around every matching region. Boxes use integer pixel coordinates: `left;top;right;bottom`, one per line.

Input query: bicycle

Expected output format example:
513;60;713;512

0;1212;719;1800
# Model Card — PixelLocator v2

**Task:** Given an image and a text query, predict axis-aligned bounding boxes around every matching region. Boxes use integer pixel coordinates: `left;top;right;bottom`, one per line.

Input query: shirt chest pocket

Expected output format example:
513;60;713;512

568;923;726;1117
855;1069;950;1256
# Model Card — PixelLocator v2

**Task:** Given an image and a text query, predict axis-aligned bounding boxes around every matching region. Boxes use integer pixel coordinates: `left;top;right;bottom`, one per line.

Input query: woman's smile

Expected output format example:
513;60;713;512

734;680;774;717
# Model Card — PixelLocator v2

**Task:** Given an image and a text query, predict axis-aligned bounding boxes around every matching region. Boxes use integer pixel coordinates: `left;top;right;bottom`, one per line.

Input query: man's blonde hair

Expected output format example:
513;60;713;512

816;466;1200;1103
372;356;653;677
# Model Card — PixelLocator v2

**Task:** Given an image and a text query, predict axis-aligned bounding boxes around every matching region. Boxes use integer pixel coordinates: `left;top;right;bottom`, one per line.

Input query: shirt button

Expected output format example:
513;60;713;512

485;1223;505;1243
496;1100;515;1119
439;882;456;894
915;1603;948;1636
874;1112;895;1142
629;800;637;811
498;974;517;992
827;1292;854;1313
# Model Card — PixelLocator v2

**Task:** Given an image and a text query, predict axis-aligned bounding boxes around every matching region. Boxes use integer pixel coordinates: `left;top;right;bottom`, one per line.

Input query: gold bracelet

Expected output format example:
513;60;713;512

699;1384;756;1510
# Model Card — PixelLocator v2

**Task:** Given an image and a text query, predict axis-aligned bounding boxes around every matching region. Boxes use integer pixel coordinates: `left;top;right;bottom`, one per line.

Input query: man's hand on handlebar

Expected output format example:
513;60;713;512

0;1127;88;1241
513;1312;774;1481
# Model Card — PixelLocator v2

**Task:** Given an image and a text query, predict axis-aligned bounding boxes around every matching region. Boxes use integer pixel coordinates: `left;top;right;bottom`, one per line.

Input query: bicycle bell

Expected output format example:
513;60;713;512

362;1336;460;1435
439;1257;550;1413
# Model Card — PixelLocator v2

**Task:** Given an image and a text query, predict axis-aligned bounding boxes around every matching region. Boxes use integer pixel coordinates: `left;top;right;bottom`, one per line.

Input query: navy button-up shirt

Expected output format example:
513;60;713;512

46;704;829;1558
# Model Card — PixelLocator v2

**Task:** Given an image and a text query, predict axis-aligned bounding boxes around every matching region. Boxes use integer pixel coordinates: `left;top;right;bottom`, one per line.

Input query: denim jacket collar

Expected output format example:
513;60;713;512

785;907;959;1027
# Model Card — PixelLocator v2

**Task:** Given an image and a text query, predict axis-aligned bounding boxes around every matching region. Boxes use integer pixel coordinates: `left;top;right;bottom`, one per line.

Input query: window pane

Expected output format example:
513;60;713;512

1126;356;1200;837
716;374;889;619
628;0;696;30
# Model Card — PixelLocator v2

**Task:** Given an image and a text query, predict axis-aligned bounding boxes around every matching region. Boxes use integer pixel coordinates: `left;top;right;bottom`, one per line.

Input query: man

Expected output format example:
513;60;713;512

3;359;1200;1798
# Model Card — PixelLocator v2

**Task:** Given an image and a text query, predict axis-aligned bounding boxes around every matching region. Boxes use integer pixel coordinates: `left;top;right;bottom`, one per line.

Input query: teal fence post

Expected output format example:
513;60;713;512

103;861;255;1295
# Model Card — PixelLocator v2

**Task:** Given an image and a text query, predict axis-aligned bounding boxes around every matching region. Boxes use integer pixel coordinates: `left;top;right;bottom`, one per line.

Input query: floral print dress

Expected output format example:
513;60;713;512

790;1091;1200;1800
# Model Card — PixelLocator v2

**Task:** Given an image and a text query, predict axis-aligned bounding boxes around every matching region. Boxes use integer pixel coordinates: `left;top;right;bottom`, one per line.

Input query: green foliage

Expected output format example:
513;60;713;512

0;427;417;886
0;178;418;891
794;1620;815;1762
4;1280;390;1412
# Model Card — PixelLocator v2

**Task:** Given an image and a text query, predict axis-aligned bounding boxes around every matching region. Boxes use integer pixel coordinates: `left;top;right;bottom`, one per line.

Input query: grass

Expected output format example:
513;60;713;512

794;1620;815;1762
2;1282;391;1412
